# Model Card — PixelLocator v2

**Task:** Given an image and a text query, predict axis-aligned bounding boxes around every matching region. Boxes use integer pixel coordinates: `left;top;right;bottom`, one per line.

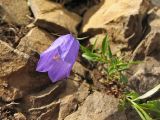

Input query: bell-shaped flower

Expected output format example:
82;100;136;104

36;34;80;83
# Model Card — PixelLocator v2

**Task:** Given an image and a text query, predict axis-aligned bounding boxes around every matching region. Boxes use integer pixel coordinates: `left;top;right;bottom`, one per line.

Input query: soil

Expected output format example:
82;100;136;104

0;21;29;48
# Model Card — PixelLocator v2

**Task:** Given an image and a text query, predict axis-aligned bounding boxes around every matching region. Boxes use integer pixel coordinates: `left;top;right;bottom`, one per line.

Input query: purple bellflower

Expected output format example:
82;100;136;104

36;34;80;83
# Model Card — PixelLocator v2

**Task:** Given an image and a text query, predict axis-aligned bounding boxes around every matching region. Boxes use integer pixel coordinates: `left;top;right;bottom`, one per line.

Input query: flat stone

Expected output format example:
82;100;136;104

14;113;26;120
0;40;28;77
132;9;160;60
72;62;89;78
24;79;80;119
0;40;28;101
58;79;80;99
58;81;90;120
82;0;151;48
64;92;127;120
151;0;160;7
28;101;60;120
17;27;55;54
29;0;81;34
0;40;51;101
58;95;78;120
129;57;160;94
0;0;31;25
89;34;122;55
25;81;65;108
75;81;90;103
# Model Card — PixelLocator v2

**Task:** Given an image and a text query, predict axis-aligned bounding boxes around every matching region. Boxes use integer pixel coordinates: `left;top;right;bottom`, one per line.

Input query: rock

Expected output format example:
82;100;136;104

151;0;160;7
129;9;160;94
0;40;51;101
72;62;89;78
82;0;151;48
89;34;122;55
24;79;80;119
25;81;65;108
0;22;30;48
14;113;26;120
58;79;80;99
21;77;80;119
64;91;127;120
58;81;90;120
129;57;160;94
17;27;55;54
89;34;105;49
28;101;60;120
58;95;78;120
132;31;160;60
125;108;141;120
132;9;160;60
0;40;28;77
75;81;90;103
29;0;81;34
0;104;18;120
0;0;31;25
0;84;22;102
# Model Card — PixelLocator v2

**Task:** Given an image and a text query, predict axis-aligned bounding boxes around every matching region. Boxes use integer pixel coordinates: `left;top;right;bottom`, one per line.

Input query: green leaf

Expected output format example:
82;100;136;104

133;104;153;120
108;66;117;75
127;97;153;120
120;73;128;83
126;91;139;100
134;84;160;101
117;65;129;72
107;40;112;59
110;57;118;65
140;100;160;118
82;52;100;61
133;105;148;120
102;35;108;56
80;45;91;53
118;98;127;111
92;38;98;52
117;63;129;67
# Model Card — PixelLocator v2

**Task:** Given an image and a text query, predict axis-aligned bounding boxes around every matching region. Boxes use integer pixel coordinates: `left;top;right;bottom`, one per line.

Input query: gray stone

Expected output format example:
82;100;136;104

129;57;160;94
132;9;160;60
151;0;160;7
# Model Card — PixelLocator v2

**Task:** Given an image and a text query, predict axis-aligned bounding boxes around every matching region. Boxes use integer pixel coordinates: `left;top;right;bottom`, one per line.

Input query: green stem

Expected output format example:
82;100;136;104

126;97;152;120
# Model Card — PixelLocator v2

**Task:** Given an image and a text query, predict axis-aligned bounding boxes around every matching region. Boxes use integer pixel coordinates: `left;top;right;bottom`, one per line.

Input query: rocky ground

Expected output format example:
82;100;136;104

0;0;160;120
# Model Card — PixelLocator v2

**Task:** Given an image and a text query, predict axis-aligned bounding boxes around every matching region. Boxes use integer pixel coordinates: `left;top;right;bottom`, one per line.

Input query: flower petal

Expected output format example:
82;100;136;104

48;60;72;83
36;34;80;83
36;47;62;72
42;34;72;54
60;34;80;64
63;39;79;65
